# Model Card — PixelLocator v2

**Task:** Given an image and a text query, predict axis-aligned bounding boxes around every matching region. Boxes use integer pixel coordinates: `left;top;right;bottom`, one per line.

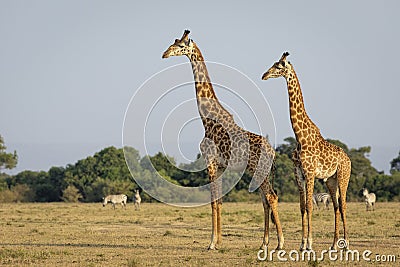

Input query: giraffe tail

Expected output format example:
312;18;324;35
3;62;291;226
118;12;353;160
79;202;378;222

248;153;275;192
271;210;276;225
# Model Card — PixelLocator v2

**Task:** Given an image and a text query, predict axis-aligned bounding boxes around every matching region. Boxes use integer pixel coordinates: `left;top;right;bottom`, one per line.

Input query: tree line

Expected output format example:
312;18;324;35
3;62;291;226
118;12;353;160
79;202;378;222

0;135;399;203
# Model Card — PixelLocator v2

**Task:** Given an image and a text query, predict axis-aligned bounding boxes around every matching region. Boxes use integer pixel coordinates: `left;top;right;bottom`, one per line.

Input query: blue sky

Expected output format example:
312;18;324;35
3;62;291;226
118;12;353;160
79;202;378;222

1;1;399;174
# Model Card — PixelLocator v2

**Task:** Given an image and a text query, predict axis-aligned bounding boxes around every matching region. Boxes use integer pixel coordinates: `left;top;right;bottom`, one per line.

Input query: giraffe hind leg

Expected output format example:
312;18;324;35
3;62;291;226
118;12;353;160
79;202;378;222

304;174;315;251
337;159;351;248
269;192;284;250
216;169;223;246
253;143;283;250
259;181;284;251
326;175;340;250
292;155;307;250
259;191;270;250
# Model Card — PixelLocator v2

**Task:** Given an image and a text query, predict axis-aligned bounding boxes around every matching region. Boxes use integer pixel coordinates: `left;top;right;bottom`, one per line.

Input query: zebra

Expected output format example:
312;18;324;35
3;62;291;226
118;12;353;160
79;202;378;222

363;188;376;211
312;193;331;210
102;194;127;209
134;190;141;210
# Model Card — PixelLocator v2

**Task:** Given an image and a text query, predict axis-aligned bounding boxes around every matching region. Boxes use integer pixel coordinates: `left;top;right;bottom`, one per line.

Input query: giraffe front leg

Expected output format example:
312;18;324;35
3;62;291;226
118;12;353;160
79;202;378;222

209;200;218;250
208;170;220;250
305;175;315;251
200;138;220;250
299;191;307;251
216;200;222;246
326;176;340;250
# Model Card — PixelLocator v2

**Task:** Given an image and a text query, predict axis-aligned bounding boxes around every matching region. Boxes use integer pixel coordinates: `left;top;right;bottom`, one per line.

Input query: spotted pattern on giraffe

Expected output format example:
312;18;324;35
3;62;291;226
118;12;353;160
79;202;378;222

262;52;351;251
163;30;283;251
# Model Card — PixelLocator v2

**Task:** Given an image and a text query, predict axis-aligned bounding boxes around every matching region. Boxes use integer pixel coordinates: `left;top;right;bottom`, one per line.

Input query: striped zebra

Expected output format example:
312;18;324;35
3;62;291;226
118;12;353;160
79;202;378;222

102;194;127;209
312;193;331;210
363;188;376;211
134;190;141;211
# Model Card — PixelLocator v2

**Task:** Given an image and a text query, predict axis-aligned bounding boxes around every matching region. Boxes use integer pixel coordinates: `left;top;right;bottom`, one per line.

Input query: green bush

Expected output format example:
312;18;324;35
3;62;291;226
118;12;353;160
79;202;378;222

61;185;82;203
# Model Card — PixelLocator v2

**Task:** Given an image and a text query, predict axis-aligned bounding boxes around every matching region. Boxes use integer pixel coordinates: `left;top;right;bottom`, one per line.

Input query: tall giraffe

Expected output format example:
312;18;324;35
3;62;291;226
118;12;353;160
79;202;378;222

262;52;351;251
162;30;284;251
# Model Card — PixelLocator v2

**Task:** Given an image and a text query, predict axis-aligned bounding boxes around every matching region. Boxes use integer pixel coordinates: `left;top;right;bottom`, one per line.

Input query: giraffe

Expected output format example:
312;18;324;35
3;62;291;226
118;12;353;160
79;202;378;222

162;30;284;251
262;52;351;251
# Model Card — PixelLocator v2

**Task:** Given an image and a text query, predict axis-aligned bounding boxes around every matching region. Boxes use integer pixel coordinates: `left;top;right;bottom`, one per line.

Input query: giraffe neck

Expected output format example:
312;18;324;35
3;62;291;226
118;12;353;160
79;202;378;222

187;44;233;124
286;66;321;145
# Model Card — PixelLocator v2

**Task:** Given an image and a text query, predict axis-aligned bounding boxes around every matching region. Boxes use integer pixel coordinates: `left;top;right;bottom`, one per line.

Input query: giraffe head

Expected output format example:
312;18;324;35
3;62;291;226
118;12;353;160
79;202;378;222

162;30;195;59
261;52;291;80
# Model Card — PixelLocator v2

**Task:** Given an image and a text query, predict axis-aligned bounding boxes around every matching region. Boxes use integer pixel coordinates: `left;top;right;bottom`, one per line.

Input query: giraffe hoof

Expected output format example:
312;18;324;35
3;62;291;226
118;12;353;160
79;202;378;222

259;244;268;251
207;244;217;250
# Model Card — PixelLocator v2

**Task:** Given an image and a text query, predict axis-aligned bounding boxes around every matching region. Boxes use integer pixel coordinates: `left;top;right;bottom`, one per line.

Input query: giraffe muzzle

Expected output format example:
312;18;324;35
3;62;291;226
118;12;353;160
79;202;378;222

162;51;170;58
261;72;269;80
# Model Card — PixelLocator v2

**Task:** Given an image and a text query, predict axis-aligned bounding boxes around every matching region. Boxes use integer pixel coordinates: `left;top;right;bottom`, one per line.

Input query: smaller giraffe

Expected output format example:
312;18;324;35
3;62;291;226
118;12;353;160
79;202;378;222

262;52;351;251
134;189;141;211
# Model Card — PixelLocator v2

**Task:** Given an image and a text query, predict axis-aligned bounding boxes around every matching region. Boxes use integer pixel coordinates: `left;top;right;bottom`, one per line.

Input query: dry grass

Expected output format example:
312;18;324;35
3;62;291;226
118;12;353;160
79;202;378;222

0;202;399;266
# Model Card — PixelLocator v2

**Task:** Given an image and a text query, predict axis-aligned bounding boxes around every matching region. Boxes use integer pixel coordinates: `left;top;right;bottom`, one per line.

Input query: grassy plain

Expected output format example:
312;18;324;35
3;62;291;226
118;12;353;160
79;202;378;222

0;202;399;266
